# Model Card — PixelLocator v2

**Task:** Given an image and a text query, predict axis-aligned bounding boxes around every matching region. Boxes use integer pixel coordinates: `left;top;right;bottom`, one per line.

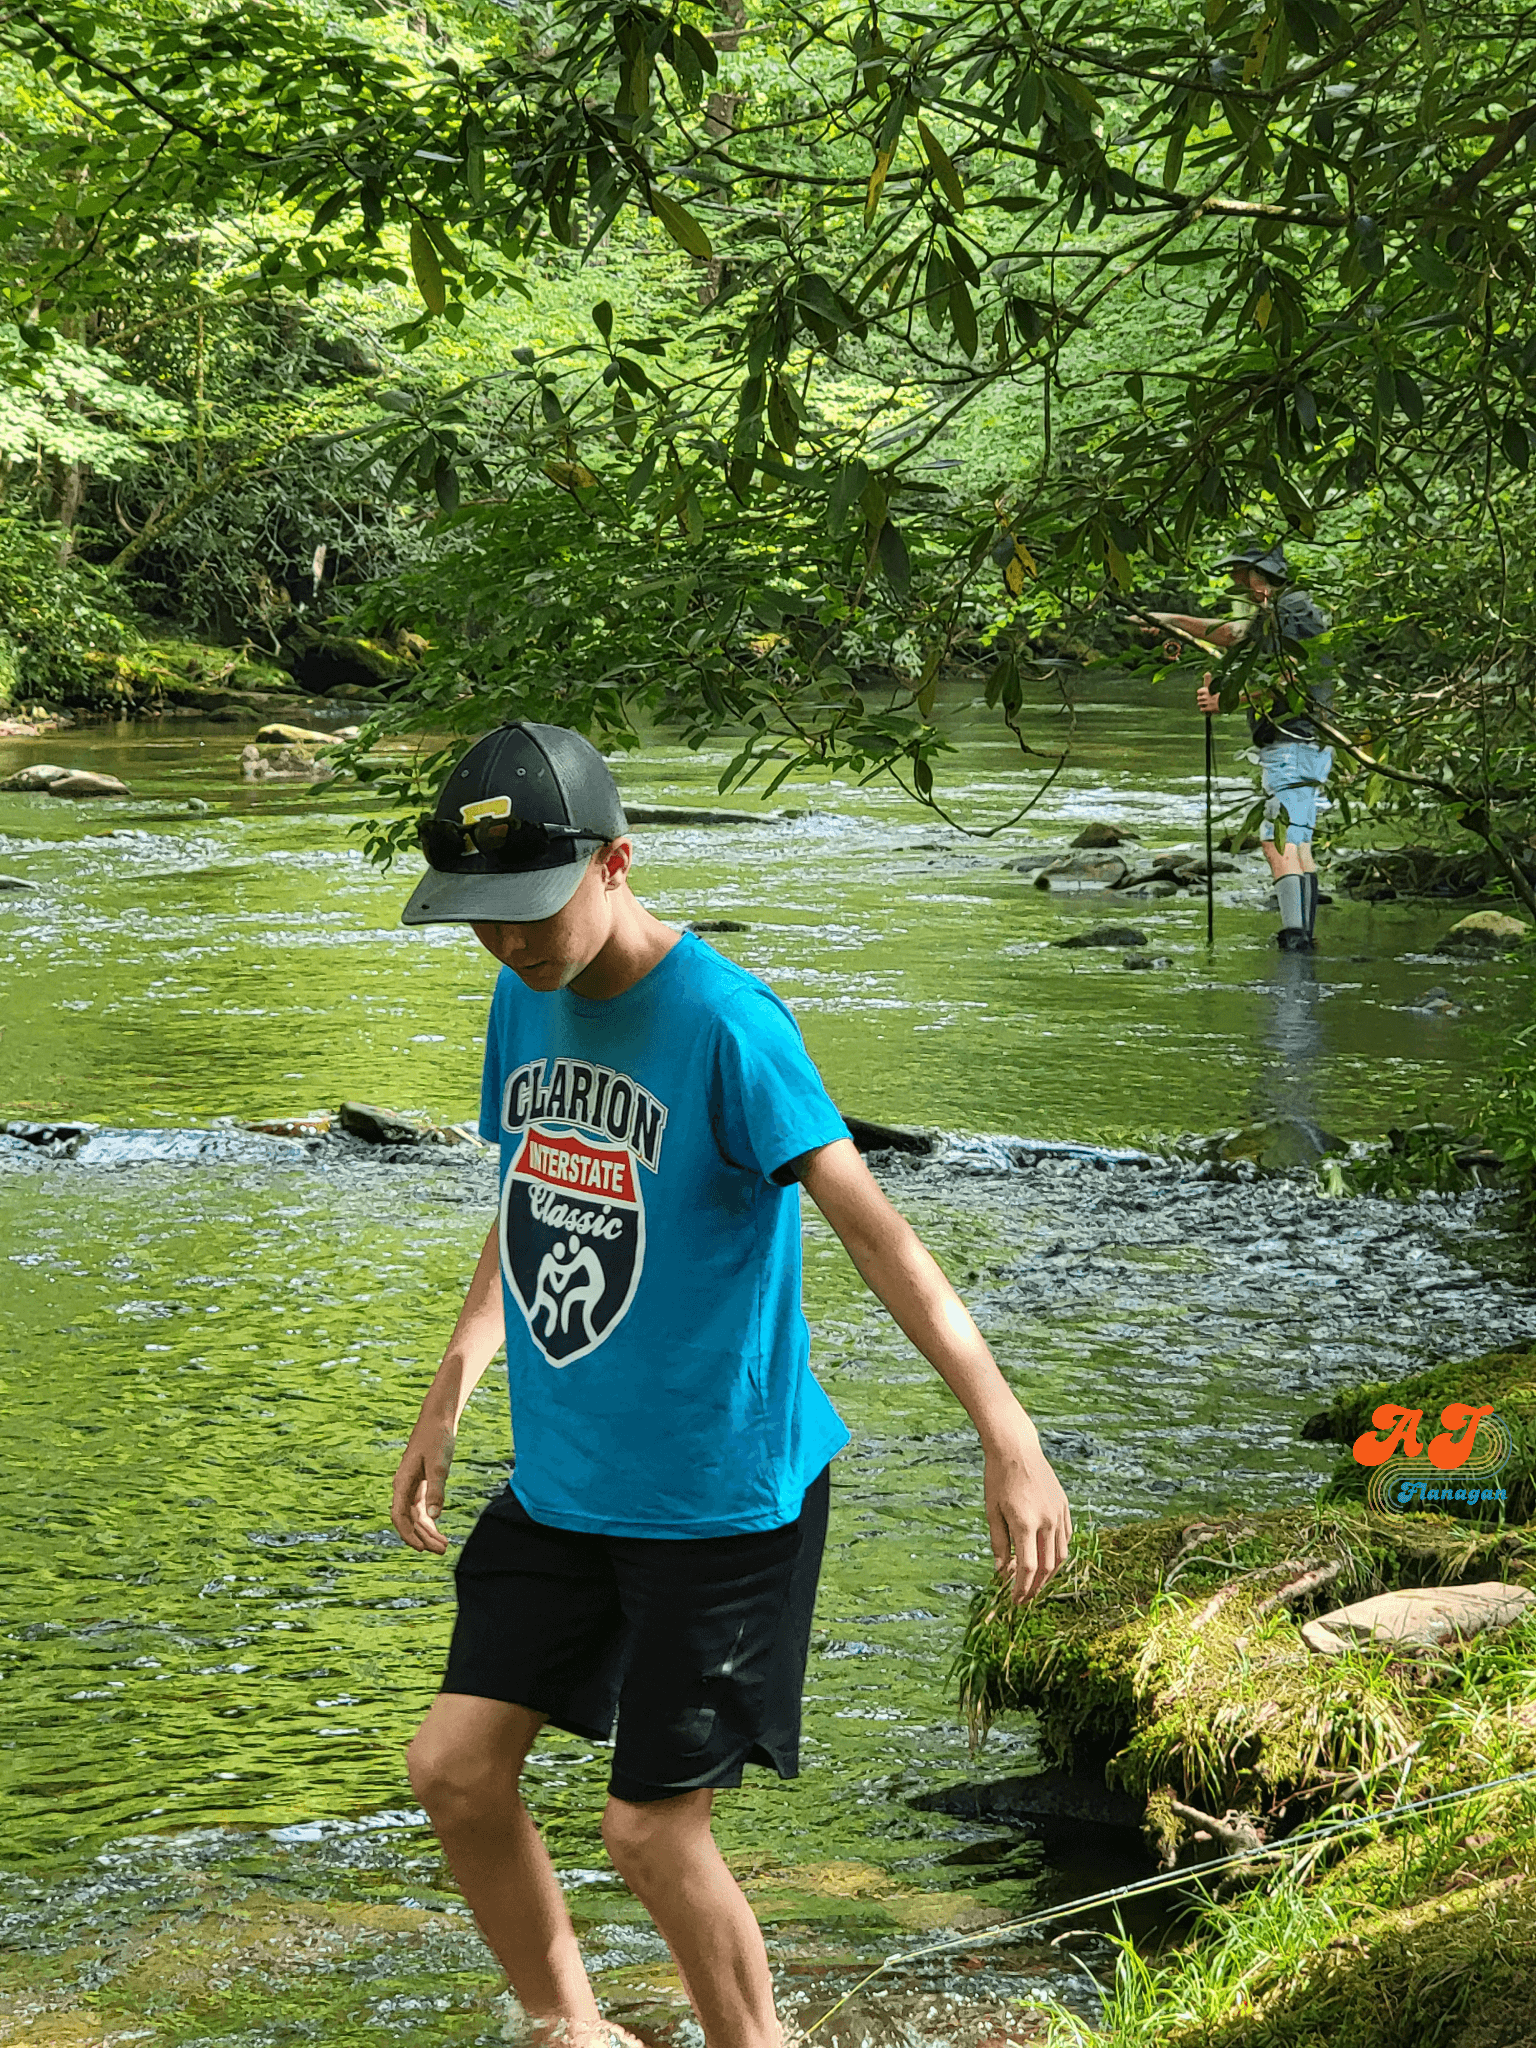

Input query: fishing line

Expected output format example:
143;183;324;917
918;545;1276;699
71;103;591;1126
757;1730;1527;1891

800;1764;1536;2035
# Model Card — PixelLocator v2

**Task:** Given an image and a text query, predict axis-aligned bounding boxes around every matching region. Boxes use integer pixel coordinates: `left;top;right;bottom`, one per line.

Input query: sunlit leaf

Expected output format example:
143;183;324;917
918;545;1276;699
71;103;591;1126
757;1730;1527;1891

409;221;446;316
916;118;965;210
652;193;712;261
865;147;894;228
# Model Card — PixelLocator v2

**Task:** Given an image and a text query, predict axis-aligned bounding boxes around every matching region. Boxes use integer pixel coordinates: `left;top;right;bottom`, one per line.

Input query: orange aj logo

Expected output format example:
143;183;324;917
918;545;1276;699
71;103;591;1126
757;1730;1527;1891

1351;1402;1513;1519
1352;1403;1496;1471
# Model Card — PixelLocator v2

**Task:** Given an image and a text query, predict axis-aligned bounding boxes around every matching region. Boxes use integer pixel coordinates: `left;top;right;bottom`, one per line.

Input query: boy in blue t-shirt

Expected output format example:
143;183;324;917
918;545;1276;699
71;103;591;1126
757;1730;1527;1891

392;721;1071;2048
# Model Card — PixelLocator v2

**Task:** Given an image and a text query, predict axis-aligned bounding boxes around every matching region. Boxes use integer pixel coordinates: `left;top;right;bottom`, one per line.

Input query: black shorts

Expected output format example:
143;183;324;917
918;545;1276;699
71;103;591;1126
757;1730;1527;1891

442;1467;829;1803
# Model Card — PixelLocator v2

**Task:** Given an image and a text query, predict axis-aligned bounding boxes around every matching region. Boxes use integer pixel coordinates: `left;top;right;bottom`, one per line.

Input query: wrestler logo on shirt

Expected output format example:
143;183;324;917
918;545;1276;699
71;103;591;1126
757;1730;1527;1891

501;1126;645;1366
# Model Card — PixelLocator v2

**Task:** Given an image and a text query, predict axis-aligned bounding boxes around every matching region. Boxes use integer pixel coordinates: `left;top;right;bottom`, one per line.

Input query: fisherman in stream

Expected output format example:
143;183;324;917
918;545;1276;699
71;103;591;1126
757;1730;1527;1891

1144;538;1335;952
388;720;1072;2048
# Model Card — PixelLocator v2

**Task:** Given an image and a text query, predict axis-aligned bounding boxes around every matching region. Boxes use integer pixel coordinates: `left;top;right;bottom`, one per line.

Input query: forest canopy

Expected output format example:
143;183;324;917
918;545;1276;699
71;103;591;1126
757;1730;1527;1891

2;0;1533;895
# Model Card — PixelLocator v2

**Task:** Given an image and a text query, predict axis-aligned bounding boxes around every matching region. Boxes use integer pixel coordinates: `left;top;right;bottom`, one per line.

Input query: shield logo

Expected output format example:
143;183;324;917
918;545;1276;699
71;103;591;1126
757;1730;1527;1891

500;1124;645;1367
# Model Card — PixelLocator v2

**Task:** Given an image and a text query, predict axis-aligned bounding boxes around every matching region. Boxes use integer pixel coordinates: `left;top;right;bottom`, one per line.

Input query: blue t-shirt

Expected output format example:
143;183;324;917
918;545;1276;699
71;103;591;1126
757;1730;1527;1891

477;931;852;1537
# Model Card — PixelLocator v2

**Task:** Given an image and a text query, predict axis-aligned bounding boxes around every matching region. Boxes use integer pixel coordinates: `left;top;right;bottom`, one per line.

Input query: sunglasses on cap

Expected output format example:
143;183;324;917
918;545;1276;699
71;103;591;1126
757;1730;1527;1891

416;812;606;871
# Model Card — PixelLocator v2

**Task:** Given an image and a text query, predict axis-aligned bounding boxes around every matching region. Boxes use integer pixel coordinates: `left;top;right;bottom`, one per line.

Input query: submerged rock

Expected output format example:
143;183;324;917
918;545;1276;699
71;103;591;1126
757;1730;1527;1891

911;1768;1144;1832
687;919;751;933
1402;985;1463;1016
1220;1114;1344;1171
1071;822;1135;849
622;803;772;826
1116;878;1179;898
842;1114;935;1157
0;874;37;891
1033;851;1131;890
1053;924;1148;949
1437;910;1531;952
1124;952;1173;970
44;770;133;798
337;1101;431;1145
255;723;343;747
0;763;70;791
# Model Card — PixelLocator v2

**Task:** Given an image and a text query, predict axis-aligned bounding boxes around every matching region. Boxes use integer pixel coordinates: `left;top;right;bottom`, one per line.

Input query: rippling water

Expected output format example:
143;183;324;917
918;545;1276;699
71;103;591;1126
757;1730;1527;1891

1;676;1528;2043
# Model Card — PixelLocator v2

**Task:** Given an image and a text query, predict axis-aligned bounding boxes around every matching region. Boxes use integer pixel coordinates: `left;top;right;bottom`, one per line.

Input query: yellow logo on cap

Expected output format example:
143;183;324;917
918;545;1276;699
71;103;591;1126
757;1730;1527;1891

460;795;512;825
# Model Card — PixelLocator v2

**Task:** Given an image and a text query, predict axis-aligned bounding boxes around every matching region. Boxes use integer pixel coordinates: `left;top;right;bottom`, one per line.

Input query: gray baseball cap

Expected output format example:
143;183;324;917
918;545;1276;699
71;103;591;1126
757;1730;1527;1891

400;721;629;927
1216;535;1291;583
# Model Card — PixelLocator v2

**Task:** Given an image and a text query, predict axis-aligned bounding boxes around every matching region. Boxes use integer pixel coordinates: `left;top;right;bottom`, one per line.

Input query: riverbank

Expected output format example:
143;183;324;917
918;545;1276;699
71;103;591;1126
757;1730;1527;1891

957;1352;1536;2047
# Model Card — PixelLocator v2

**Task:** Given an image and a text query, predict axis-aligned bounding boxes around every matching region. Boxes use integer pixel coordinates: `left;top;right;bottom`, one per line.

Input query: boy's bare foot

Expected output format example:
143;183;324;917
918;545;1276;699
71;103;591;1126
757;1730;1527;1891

503;2012;659;2048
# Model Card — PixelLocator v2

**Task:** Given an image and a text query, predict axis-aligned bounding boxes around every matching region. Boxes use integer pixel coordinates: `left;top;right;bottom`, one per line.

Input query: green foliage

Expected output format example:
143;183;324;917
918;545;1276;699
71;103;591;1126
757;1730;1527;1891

2;0;1535;837
1333;1122;1487;1201
0;518;140;704
0;327;181;471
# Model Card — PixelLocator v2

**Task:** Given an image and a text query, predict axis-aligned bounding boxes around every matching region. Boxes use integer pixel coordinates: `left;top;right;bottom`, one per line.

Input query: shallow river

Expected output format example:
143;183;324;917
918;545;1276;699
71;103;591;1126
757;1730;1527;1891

1;676;1532;2046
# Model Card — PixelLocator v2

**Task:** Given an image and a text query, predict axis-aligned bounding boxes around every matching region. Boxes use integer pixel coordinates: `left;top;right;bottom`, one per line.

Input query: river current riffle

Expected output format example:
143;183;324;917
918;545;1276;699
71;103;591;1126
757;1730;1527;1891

1;684;1533;2043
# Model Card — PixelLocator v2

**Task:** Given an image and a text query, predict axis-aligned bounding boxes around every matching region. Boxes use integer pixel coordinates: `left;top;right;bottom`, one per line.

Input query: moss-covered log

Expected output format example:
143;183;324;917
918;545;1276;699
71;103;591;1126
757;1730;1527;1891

957;1505;1535;1822
1049;1631;1536;2047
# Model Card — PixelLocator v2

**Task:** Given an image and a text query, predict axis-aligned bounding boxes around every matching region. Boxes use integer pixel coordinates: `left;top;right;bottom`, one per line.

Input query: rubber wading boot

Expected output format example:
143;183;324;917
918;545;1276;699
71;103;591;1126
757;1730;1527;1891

1274;871;1309;949
1305;872;1320;938
1276;927;1316;952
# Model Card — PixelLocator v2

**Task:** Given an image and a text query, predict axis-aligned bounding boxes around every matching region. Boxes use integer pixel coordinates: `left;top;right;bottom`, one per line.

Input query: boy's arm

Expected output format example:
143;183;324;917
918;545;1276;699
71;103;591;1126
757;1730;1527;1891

391;1223;505;1555
797;1138;1071;1602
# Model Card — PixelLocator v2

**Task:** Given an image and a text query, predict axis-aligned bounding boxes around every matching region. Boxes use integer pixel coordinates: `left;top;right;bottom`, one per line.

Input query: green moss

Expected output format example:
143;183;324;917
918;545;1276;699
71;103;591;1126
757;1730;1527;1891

1306;1350;1536;1523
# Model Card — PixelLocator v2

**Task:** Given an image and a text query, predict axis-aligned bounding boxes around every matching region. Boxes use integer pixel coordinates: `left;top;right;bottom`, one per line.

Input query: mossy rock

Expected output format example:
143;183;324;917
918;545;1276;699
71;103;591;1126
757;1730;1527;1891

282;623;415;695
955;1504;1536;1818
1305;1350;1535;1524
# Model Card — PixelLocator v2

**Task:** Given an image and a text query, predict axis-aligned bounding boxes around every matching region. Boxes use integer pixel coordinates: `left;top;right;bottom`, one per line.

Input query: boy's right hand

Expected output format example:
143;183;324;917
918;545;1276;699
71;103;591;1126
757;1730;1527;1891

392;1415;456;1553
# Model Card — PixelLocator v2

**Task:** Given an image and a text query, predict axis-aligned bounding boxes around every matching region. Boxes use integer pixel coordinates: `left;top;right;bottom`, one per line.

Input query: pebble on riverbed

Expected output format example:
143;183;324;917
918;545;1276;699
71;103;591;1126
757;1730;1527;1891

1053;924;1149;949
240;742;332;782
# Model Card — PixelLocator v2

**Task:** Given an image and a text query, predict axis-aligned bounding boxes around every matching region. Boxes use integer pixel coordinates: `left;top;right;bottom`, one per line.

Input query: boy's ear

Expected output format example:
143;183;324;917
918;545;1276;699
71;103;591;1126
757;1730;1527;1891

598;837;633;888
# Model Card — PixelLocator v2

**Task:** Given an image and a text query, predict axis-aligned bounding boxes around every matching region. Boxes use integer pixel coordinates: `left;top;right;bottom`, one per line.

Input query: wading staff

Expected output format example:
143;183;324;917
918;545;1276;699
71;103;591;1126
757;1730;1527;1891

1204;704;1216;947
1097;589;1226;947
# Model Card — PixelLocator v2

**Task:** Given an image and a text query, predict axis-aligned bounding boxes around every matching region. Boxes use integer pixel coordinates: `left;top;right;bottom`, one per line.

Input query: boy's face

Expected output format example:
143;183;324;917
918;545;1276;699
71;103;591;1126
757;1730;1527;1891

470;841;630;991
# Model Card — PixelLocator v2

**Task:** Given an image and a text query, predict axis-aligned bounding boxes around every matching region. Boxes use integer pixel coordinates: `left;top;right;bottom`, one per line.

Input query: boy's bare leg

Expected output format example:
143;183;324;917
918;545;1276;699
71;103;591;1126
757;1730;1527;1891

602;1791;779;2048
408;1695;608;2041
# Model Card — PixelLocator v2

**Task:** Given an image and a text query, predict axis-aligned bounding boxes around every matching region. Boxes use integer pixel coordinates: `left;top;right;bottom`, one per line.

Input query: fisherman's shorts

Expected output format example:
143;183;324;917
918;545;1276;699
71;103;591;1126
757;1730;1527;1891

1259;740;1333;845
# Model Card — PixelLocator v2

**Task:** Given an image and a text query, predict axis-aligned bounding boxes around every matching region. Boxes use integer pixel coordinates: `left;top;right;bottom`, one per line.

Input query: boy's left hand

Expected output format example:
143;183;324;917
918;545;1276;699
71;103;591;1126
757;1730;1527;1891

985;1435;1072;1603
